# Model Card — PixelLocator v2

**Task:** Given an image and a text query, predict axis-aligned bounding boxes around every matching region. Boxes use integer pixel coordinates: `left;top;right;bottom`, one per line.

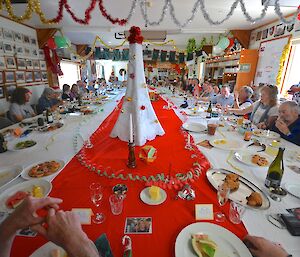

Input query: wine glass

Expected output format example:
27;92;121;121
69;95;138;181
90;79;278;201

90;183;105;224
215;183;230;222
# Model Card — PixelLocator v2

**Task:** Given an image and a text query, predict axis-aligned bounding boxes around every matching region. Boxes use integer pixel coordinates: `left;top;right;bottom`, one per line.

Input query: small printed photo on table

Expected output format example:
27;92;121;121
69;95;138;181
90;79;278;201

124;217;152;234
5;71;15;83
3;42;14;55
16;71;25;83
0;56;5;70
14;31;23;43
17;227;37;237
17;58;26;70
25;71;33;82
5;56;17;69
3;29;14;41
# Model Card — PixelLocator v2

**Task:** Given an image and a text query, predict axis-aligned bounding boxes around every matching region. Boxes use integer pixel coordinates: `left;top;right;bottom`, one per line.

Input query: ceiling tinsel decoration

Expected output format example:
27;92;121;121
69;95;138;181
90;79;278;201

1;0;299;27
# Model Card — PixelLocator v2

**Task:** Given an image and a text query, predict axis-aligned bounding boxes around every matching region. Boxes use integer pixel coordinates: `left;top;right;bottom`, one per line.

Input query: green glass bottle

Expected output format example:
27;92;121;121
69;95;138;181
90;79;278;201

265;147;285;188
206;101;212;119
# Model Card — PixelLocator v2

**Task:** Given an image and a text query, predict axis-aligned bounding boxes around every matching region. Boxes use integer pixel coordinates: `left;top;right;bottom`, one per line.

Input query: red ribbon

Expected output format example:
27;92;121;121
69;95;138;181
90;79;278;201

43;46;63;76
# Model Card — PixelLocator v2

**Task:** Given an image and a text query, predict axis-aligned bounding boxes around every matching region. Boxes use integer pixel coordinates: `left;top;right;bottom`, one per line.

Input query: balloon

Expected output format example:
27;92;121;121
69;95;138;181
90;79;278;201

54;36;68;48
217;37;230;50
213;45;223;55
47;37;57;49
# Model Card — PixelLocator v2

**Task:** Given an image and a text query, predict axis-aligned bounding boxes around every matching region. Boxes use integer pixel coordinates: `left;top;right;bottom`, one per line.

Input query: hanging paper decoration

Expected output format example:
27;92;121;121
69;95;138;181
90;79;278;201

103;48;111;60
47;37;57;49
178;52;185;63
152;49;159;60
169;51;176;62
187;52;194;61
113;49;121;61
44;46;63;75
54;36;69;48
94;47;101;59
85;46;92;55
217;37;230;50
121;49;129;61
160;50;167;62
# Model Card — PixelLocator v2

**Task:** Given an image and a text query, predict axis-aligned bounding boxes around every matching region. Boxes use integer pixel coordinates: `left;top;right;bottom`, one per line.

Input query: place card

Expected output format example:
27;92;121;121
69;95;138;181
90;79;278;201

72;208;93;225
195;204;214;220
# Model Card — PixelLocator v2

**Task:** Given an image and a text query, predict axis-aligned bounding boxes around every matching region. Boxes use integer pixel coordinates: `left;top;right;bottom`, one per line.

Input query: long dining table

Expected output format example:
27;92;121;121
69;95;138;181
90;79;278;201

0;86;300;257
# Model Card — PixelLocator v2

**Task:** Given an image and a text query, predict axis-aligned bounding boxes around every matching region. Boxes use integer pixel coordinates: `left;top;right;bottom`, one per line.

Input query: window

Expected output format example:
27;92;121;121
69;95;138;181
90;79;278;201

58;60;80;88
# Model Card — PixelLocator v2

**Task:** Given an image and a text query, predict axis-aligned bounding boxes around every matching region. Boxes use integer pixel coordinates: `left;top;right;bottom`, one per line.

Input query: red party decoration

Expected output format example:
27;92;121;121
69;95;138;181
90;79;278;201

228;37;235;49
128;26;144;44
47;37;57;49
140;105;146;110
129;73;135;79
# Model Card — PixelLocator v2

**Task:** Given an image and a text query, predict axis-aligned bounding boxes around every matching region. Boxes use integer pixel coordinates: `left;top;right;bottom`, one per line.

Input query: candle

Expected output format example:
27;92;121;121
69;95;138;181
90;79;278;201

129;113;133;143
187;134;191;145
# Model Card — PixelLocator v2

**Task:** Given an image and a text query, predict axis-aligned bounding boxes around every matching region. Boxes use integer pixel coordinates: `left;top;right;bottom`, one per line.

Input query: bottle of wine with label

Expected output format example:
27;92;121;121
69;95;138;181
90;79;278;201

206;101;212;119
265;147;285;188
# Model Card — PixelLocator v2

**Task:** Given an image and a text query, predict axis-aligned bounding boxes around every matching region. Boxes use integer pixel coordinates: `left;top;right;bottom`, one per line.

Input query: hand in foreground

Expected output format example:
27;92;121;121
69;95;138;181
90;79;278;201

215;103;222;109
33;209;99;257
5;196;62;232
244;235;288;257
275;119;290;135
257;122;267;129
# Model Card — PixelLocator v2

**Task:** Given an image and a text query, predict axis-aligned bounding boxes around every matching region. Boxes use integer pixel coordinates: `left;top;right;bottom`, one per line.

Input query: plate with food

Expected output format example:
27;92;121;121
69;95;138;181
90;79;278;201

21;117;38;125
9;139;37;151
0;165;23;189
21;160;65;180
38;122;63;132
209;138;243;151
253;129;280;139
186;109;204;116
175;222;252;257
29;242;66;257
206;169;270;210
234;152;274;168
0;179;52;212
182;122;207;133
140;186;167;205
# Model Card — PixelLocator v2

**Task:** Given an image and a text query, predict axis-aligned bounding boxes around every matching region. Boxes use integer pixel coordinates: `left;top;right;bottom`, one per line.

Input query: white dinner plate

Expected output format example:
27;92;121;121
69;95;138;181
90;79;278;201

253;129;281;139
175;222;252;257
140;187;167;205
0;165;23;189
7;138;37;151
0;179;52;212
234;151;274;168
285;183;300;199
209;138;242;151
182;122;207;133
206;169;270;210
21;160;65;180
29;242;65;257
186;109;204;116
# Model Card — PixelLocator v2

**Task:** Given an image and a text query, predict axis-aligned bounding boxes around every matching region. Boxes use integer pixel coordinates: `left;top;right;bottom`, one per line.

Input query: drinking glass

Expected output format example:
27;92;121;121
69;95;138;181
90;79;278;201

229;201;245;224
215;183;230;222
90;183;105;224
109;194;124;215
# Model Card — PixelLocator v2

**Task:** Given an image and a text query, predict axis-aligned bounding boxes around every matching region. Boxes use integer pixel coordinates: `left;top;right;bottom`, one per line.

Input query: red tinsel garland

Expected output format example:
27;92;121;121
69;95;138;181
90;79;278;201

128;26;144;44
39;0;128;25
44;46;63;76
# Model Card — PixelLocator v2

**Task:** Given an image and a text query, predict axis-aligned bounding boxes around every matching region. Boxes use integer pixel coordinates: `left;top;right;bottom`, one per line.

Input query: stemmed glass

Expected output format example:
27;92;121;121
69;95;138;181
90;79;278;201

215;183;230;222
90;183;105;224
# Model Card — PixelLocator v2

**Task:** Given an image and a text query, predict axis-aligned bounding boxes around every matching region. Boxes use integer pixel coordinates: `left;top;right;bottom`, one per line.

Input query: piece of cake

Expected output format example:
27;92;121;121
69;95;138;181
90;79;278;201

148;186;161;201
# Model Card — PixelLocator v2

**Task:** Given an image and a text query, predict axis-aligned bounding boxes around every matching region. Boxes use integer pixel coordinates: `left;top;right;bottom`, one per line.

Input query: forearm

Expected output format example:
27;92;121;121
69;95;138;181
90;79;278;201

65;235;99;257
0;220;17;257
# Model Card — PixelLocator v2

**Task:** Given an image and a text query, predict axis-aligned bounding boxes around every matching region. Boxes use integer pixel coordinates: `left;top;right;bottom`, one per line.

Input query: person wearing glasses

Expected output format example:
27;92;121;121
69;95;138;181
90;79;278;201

228;84;279;129
9;88;36;123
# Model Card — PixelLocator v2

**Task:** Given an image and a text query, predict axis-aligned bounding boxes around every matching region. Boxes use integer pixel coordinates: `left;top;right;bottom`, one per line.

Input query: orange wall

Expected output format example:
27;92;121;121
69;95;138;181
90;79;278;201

236;49;259;90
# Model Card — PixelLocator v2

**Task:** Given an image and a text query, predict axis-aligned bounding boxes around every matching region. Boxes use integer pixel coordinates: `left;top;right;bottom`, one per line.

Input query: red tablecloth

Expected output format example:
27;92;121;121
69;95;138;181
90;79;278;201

11;97;247;257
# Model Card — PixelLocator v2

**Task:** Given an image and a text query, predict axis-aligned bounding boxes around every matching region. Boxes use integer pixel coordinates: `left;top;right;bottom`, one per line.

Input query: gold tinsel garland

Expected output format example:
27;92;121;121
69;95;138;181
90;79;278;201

276;38;291;86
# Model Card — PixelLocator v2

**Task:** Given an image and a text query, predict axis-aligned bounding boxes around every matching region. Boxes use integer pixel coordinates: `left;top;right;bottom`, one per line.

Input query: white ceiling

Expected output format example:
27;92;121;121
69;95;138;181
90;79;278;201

4;0;298;47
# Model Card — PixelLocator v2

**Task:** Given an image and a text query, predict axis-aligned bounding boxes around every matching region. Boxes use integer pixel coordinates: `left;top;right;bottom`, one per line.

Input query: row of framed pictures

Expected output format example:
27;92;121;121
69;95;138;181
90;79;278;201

0;28;37;46
0;56;46;70
0;42;42;58
0;70;48;84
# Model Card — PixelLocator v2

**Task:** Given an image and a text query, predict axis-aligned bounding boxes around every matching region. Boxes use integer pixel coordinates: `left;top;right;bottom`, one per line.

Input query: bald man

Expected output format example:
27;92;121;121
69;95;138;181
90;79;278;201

271;101;300;146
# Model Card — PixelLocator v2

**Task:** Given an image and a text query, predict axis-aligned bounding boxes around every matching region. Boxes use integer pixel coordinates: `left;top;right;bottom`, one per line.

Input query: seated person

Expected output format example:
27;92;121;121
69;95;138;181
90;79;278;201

0;117;13;129
87;81;96;92
211;85;234;108
70;84;80;100
77;80;88;96
9;88;36;123
271;100;300;146
37;88;60;114
213;85;220;95
61;84;71;100
230;84;279;129
199;84;215;100
0;196;99;257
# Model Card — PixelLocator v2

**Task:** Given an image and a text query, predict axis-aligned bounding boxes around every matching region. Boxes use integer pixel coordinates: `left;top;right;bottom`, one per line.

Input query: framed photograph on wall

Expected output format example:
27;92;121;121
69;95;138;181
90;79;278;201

41;71;48;81
0;42;3;54
0;57;5;70
256;31;262;41
3;43;14;54
3;29;14;41
40;60;47;70
23;35;30;44
5;84;17;101
38;49;45;58
0;28;3;39
30;37;37;46
26;59;33;70
262;29;268;40
0;86;4;99
31;48;38;57
16;71;25;83
34;71;41;81
25;71;33;82
5;56;16;69
17;58;26;70
275;23;286;37
14;32;23;43
24;47;30;56
32;60;40;70
0;71;3;84
15;45;24;56
5;71;15;83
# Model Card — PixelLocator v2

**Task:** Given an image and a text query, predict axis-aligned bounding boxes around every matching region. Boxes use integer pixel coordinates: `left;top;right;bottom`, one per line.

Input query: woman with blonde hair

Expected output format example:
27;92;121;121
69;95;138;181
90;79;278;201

229;84;279;129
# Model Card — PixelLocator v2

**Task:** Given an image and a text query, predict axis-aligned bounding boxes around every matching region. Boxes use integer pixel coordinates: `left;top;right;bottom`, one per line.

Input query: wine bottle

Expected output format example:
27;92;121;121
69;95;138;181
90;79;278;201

265;147;285;188
46;108;53;124
206;101;212;119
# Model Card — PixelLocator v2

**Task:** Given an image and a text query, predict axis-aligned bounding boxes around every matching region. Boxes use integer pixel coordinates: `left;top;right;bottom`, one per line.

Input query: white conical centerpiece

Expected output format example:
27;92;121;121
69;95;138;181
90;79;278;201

110;26;165;146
